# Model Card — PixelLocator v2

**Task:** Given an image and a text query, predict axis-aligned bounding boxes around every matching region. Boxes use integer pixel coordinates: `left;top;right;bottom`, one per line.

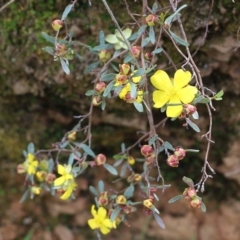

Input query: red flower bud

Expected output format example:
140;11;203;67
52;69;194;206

115;74;128;85
95;82;106;93
131;45;141;58
144;52;153;60
52;19;63;31
184;104;197;115
145;14;159;27
98;191;109;206
141;145;153;157
174;147;186;160
45;173;56;184
166;154;179;167
183;187;197;199
95;154;106;166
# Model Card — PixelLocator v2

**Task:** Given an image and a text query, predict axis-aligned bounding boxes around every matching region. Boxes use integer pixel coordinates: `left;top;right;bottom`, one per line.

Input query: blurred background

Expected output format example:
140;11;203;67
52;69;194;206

1;0;240;239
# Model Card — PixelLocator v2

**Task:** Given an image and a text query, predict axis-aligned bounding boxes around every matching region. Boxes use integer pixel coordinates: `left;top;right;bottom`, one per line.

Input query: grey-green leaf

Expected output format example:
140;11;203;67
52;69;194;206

101;73;116;82
201;202;207;212
110;206;121;221
84;61;100;74
168;195;183;203
81;144;96;158
98;180;104;192
133;102;144;112
103;80;114;97
153;212;165;229
89;186;98;196
182;176;194;188
169;30;189;46
186;118;200;132
164;4;187;25
124;184;134;198
61;4;73;21
60;58;70;75
27;142;35;154
104;163;118;175
149;26;155;44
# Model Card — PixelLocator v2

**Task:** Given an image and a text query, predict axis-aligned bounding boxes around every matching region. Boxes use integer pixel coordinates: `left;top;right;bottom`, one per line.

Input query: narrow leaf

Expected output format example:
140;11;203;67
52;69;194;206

19;189;30;203
110;207;121;221
182;176;194;188
68;153;75;165
89;186;98;196
132;68;145;77
169;30;189;46
42;46;54;55
60;58;70;74
101;98;106;110
152;2;158;13
153;212;165;229
192;111;199;119
101;73;116;82
124;54;134;63
133;102;144;112
164;141;174;151
201;202;207;212
186;118;200;132
124;184;134;198
27;142;35;154
99;30;105;46
61;4;73;21
85;90;95;96
164;4;187;25
151;48;163;55
149;135;158;146
103;80;114;97
137;25;147;36
84;61;100;74
98;180;104;192
121;143;126;152
120;162;128;177
168;195;183;203
104;163;118;175
81;144;96;158
215;90;224;98
149;26;155;44
141;37;150;47
41;32;55;44
130;81;137;98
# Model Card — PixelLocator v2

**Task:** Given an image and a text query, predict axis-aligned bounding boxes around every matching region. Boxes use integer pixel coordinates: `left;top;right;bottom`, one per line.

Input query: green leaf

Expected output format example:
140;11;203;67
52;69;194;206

215;90;224;98
130;81;137;98
120;162;128;177
60;58;70;75
152;2;158;13
84;61;100;74
145;64;157;74
153;212;165;229
201;202;207;212
133;102;144;112
192;95;203;104
164;4;187;25
124;54;134;63
182;176;194;187
101;98;106;110
48;158;54;172
113;159;124;167
99;30;105;46
41;32;55;44
61;4;73;21
113;154;125;160
124;184;134;198
128;32;138;41
19;189;30;203
132;68;145;77
121;143;126;152
27;142;35;154
23;228;35;240
214;97;222;101
110;206;121;221
98;180;104;192
137;25;147;36
101;73;116;82
186;118;200;132
68;153;75;165
104;163;118;175
199;98;210;104
81;144;96;158
141;37;150;47
103;80;115;97
149;26;155;44
85;90;95;96
42;46;54;55
169;30;189;46
75;52;83;60
192;111;199;119
149;135;158;146
164;141;174;151
89;186;98;196
168;195;183;203
151;48;163;55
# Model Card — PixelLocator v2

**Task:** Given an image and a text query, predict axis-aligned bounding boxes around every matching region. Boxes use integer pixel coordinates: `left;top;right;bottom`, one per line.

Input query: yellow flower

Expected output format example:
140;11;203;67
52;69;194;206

23;153;39;175
60;181;77;200
88;205;116;235
119;83;143;103
150;69;198;117
54;164;76;200
105;28;132;50
54;164;74;186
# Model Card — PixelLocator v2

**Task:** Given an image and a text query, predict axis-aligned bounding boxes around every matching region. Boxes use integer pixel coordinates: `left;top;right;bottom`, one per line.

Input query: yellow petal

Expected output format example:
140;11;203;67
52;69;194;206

91;205;97;217
60;185;72;200
54;176;65;186
98;207;107;219
173;69;192;91
166;95;183;117
152;90;170;108
103;219;114;228
176;86;198;104
57;164;65;175
100;225;110;235
150;70;172;91
88;219;99;229
132;76;141;83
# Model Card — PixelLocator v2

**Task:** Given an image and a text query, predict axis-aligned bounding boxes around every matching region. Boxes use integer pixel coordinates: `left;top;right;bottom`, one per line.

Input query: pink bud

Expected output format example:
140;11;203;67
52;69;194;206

95;82;106;93
174;147;186;160
145;14;159;27
95;154;106;166
141;145;153;157
184;104;197;115
131;45;141;58
52;19;63;31
166;155;179;167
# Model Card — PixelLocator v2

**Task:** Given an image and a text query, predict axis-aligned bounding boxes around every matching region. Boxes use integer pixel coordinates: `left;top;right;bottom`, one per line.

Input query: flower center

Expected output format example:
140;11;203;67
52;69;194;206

166;88;176;97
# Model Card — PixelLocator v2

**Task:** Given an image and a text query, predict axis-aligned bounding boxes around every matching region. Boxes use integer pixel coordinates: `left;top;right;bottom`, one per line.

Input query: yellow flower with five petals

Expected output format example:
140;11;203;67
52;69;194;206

150;69;198;117
88;205;116;234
